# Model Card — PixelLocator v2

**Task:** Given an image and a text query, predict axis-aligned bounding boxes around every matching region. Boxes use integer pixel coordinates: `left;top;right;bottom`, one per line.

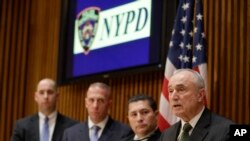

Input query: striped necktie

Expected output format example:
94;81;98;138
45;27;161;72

91;125;100;141
41;117;49;141
179;123;192;141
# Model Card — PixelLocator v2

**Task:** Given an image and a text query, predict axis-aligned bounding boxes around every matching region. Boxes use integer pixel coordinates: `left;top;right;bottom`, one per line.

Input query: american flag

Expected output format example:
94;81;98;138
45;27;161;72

158;0;208;131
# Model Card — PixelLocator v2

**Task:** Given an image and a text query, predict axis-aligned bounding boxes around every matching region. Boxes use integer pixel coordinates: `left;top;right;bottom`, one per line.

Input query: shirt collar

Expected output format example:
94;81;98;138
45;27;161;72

88;116;109;130
38;111;57;120
181;106;205;129
134;127;157;140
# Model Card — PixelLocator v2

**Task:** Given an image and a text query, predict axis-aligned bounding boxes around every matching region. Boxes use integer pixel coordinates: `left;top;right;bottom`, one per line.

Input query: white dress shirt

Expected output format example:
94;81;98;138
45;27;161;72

177;107;205;140
88;116;109;138
38;111;57;141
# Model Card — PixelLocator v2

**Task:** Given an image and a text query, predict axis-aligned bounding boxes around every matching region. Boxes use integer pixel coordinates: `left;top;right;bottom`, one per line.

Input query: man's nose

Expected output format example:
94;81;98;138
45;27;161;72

170;91;179;99
93;101;99;108
44;93;49;98
136;113;143;122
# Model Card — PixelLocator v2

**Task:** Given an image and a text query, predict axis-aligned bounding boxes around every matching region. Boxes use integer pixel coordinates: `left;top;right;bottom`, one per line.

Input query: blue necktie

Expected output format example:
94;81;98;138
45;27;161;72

179;123;192;141
91;125;100;141
41;117;49;141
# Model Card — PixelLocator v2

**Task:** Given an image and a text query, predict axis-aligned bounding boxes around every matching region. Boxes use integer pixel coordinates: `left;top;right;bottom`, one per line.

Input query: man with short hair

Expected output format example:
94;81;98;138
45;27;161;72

159;69;233;141
11;78;78;141
62;82;131;141
122;94;161;141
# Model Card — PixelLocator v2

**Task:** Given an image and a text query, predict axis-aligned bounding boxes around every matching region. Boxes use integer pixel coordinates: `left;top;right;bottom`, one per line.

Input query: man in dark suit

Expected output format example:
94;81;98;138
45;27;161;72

159;69;233;141
122;94;161;141
62;82;131;141
11;78;78;141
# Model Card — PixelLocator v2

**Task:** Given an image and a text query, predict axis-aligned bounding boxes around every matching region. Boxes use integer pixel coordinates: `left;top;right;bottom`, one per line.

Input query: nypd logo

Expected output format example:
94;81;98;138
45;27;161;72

77;7;100;55
74;0;151;55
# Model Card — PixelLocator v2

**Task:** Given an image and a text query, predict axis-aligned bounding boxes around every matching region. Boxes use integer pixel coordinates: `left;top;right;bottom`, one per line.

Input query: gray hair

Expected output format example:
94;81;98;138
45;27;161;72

173;69;205;89
88;82;111;97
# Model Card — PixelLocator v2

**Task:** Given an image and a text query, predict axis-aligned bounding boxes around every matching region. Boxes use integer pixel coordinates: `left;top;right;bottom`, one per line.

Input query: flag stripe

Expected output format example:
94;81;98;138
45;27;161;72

158;0;208;132
159;92;179;124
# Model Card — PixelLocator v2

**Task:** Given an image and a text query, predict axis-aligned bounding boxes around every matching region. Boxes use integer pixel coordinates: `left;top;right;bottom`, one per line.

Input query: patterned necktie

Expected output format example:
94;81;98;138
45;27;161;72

179;123;192;141
91;125;100;141
41;117;49;141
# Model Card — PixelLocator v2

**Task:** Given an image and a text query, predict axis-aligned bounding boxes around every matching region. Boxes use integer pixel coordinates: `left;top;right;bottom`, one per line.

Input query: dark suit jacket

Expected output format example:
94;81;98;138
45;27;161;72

159;108;234;141
62;117;131;141
121;128;161;141
11;113;78;141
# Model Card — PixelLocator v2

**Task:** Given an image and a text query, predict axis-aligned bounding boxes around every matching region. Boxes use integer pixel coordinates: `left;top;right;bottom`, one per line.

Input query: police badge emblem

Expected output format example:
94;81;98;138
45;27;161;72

77;7;100;55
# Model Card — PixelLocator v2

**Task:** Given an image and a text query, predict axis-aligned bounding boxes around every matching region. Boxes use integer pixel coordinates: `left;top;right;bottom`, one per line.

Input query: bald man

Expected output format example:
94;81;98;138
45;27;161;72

11;78;78;141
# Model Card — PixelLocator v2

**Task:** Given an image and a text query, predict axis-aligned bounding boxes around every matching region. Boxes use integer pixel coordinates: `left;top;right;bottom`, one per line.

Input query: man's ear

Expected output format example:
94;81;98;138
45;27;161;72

85;97;88;108
108;99;112;106
34;92;37;102
154;110;159;116
56;92;60;98
198;88;206;102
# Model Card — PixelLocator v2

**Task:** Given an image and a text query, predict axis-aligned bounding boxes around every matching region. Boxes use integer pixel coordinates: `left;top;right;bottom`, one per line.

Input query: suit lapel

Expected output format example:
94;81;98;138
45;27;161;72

123;134;134;141
190;108;210;141
79;122;91;141
148;128;161;141
170;122;181;141
52;113;63;141
99;118;114;141
29;114;40;141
